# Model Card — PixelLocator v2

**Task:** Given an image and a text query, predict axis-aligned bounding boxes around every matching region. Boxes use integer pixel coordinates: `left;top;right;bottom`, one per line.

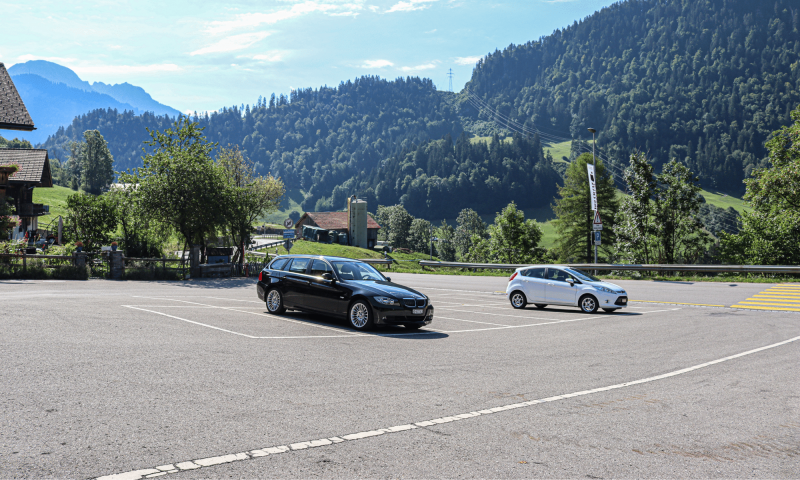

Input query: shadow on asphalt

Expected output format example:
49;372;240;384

284;311;449;339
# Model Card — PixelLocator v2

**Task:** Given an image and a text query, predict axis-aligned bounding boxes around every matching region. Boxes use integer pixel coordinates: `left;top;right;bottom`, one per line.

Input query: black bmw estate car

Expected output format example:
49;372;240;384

256;255;434;331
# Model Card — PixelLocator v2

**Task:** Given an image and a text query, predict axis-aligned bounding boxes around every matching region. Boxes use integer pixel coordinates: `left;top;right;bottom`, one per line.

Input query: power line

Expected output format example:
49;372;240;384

467;90;744;231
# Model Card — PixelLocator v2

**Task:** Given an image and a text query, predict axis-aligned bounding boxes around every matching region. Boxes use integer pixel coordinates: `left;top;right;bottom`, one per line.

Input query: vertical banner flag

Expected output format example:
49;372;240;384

587;163;598;212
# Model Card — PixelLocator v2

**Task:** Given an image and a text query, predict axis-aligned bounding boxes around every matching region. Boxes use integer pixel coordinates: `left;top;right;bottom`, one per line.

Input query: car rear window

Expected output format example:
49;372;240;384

287;258;310;274
269;258;289;270
524;267;546;278
310;259;332;276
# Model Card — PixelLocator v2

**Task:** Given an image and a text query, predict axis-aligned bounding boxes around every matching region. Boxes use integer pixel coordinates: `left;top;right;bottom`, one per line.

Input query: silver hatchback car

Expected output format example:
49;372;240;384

506;265;628;313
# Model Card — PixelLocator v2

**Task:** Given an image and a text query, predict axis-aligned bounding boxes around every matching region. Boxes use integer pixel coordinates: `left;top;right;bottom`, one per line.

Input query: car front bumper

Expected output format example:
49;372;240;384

371;303;434;326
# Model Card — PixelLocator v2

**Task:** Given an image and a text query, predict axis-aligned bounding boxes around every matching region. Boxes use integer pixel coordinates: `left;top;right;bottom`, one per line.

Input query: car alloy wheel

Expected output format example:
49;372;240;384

266;289;286;314
349;300;373;330
510;291;527;309
580;295;598;314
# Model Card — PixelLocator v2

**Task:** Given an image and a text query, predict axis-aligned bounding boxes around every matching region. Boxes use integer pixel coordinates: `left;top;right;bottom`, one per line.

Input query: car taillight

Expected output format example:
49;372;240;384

259;271;263;282
509;272;517;281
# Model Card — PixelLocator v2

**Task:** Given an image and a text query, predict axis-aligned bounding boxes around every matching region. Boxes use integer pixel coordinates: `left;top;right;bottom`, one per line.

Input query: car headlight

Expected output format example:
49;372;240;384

595;286;614;293
374;296;399;306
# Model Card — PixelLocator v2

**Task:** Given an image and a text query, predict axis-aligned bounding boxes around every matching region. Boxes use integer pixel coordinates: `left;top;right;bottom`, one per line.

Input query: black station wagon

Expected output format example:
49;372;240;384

256;255;434;331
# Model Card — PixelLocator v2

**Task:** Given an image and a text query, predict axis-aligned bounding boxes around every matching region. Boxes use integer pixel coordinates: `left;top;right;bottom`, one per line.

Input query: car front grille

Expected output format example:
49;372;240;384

404;298;426;308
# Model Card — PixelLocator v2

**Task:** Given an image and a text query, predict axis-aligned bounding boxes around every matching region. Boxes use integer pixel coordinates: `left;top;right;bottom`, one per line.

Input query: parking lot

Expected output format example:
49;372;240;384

2;275;798;478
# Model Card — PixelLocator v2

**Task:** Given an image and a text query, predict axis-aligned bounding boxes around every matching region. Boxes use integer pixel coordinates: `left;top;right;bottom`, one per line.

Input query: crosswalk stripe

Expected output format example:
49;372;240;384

731;305;800;312
748;297;800;303
739;301;800;307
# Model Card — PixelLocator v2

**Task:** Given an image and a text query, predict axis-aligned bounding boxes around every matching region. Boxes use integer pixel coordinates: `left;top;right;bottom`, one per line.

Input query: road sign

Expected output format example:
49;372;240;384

283;229;295;239
283;240;293;252
594;231;601;246
283;218;294;228
592;210;603;231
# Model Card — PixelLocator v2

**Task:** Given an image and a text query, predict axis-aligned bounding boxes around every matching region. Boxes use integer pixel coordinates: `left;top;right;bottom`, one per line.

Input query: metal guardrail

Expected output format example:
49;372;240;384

418;260;800;275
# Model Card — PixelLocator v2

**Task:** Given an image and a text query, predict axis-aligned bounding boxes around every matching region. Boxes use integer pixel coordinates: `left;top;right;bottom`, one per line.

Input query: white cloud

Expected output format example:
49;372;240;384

15;54;78;65
361;59;394;68
400;63;437;71
249;51;286;62
386;0;438;13
454;56;482;65
73;63;183;76
368;5;379;12
329;11;359;16
425;29;437;33
191;31;272;56
206;1;357;34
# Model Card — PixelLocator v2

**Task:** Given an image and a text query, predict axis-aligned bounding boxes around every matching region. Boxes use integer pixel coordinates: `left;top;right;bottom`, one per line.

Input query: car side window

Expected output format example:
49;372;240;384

524;267;546;279
548;269;569;282
269;258;289;270
310;259;332;276
287;258;310;274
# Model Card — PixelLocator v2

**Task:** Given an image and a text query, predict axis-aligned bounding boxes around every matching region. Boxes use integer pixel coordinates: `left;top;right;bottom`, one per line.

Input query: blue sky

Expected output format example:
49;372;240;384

3;0;618;114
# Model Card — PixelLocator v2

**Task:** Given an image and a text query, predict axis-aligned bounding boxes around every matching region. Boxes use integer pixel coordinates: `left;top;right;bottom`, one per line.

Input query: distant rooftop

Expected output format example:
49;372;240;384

297;211;381;230
0;62;36;131
1;148;52;186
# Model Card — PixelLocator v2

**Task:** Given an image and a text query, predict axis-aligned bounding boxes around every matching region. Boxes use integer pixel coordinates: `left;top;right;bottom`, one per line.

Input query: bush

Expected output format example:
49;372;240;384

0;264;88;280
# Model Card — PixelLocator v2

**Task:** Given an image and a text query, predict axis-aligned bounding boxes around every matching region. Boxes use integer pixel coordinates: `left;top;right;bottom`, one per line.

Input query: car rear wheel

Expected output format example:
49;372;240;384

510;291;527;309
266;288;286;314
602;308;618;313
534;304;547;309
579;295;599;314
349;300;374;330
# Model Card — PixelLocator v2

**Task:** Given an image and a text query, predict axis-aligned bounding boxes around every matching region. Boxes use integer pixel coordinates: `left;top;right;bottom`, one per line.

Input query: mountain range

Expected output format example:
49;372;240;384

7;60;180;144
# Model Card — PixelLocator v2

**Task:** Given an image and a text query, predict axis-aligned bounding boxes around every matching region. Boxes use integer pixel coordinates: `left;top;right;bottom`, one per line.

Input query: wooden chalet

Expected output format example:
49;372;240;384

0;61;52;241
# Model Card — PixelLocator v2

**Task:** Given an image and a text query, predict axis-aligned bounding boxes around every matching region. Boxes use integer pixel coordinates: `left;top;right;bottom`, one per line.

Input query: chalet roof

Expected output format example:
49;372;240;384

0;63;35;131
1;148;53;186
298;211;381;230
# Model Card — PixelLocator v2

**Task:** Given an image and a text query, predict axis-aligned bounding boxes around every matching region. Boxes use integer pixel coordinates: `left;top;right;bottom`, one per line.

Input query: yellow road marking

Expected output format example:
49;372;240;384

732;305;800;312
739;301;800;307
631;300;725;307
749;297;800;303
753;293;800;297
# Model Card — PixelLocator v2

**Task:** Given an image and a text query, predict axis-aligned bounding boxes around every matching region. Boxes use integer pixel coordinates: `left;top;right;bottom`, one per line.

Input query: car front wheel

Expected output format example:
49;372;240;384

510;291;527;309
266;288;286;315
349;300;374;330
579;294;599;314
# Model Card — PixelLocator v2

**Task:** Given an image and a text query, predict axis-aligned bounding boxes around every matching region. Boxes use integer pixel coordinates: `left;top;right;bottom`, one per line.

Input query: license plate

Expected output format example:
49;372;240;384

412;309;423;315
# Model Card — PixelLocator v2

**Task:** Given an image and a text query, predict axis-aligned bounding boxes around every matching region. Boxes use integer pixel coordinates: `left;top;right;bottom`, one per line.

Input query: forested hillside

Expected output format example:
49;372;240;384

461;0;800;193
315;132;561;219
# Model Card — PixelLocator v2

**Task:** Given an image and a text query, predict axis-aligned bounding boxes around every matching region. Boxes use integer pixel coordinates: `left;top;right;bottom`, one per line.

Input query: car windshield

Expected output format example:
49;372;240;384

331;261;385;281
564;268;600;282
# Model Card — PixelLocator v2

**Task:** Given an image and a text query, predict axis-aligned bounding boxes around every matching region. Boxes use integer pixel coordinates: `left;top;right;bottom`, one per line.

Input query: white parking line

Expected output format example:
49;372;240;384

93;333;800;480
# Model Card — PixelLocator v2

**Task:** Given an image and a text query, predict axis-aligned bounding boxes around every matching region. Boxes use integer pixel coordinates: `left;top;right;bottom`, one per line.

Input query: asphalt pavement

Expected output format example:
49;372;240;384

1;275;798;479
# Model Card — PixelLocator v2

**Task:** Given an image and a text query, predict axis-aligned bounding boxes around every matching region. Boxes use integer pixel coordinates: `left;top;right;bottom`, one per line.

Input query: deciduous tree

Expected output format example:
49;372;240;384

217;145;285;263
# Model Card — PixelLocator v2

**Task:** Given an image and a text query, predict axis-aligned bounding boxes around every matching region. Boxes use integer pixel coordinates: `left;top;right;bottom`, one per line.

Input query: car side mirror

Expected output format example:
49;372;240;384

321;273;334;281
567;279;574;286
385;276;392;282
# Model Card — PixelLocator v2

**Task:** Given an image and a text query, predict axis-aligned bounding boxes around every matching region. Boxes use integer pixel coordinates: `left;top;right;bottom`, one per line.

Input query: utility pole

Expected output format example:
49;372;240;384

430;224;434;260
447;69;454;93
